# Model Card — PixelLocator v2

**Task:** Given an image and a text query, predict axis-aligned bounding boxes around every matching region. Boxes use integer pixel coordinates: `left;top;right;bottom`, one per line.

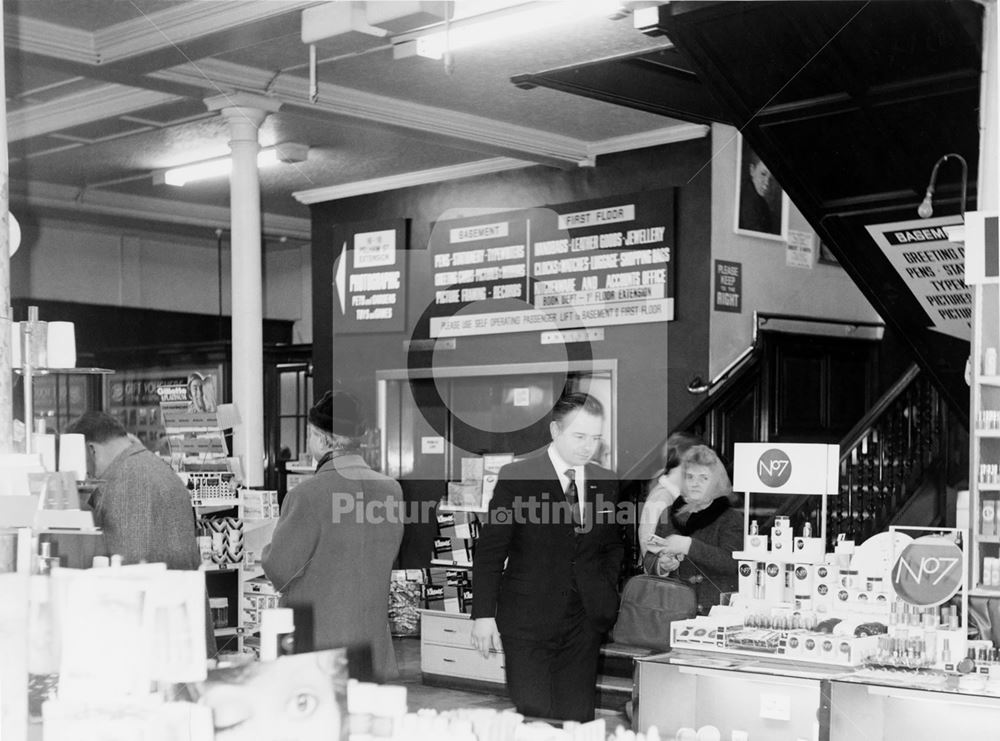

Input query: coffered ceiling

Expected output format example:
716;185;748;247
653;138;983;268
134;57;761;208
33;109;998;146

3;0;696;240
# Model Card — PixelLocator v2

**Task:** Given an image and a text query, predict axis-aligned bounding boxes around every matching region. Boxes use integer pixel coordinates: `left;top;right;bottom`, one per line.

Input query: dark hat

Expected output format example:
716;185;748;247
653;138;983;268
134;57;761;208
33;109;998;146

308;390;364;437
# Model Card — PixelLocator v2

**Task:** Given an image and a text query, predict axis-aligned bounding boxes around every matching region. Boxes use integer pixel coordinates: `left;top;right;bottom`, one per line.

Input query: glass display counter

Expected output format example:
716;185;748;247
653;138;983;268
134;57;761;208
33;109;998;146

635;650;837;740
636;650;1000;741
828;670;1000;741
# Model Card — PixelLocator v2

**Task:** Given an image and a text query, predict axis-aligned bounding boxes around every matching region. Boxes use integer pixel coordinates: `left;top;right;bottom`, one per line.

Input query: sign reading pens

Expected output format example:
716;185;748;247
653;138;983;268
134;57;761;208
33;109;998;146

865;216;967;341
428;190;675;337
333;219;407;333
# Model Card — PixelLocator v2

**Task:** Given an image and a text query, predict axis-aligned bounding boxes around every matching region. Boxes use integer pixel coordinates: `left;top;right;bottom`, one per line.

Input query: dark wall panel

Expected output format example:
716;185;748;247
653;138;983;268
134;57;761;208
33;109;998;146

310;140;712;475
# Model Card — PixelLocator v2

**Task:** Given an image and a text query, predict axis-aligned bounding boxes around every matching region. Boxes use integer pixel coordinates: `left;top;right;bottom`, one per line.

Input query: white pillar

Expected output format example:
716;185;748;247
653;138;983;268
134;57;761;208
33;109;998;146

0;0;11;455
980;1;999;213
206;93;280;487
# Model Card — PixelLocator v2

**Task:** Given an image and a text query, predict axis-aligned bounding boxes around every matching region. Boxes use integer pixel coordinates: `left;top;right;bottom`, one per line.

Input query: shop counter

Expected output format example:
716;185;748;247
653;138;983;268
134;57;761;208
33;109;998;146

635;650;838;740
636;650;1000;741
828;670;1000;740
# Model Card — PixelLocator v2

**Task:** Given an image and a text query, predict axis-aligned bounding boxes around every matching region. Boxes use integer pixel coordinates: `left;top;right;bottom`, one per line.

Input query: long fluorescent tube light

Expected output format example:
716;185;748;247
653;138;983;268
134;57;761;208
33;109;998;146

398;1;625;61
156;144;309;187
158;149;279;187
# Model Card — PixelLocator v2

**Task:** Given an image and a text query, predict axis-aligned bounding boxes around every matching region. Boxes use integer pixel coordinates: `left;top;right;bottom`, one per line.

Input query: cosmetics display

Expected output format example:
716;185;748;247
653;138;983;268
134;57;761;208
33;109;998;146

669;443;972;670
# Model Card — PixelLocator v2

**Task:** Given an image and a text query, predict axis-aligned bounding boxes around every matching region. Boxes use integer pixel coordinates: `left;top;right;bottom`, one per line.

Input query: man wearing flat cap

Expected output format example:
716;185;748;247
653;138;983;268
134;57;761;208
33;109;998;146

262;390;404;679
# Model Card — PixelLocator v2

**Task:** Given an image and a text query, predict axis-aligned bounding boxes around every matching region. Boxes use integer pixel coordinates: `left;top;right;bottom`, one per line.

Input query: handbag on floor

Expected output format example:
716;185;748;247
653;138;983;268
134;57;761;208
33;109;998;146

610;574;697;650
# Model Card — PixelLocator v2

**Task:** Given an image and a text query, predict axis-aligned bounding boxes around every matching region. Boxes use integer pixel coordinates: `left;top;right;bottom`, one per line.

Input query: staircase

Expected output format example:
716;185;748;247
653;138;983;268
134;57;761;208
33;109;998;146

778;363;966;546
622;348;967;563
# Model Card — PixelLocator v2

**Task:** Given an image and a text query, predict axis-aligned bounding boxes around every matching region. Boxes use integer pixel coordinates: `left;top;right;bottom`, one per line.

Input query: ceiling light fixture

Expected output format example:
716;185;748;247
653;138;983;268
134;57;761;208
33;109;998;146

154;143;309;187
393;1;626;61
917;152;968;219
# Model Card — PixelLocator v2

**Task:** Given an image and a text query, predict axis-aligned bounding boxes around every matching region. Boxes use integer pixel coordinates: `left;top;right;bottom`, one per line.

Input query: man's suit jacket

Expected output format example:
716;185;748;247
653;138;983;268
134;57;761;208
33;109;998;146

472;451;625;640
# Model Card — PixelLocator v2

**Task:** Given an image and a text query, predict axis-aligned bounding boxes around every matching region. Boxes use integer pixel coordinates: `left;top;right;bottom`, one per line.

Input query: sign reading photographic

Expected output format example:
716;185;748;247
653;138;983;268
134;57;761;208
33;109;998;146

427;190;675;337
333;219;408;333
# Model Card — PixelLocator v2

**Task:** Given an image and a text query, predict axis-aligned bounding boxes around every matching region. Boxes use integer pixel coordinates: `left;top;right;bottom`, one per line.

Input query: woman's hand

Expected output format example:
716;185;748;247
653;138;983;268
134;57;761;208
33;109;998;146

657;534;693;556
655;551;682;576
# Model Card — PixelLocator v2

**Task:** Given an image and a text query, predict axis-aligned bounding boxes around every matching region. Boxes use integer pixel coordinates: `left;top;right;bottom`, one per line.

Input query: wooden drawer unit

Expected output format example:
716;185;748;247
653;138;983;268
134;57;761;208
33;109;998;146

420;610;506;688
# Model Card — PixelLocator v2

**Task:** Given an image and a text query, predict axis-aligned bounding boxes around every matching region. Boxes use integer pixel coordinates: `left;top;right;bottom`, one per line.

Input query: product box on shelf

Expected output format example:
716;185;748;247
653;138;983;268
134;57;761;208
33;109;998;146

241;489;279;519
198;517;244;566
770;516;793;555
793;536;826;562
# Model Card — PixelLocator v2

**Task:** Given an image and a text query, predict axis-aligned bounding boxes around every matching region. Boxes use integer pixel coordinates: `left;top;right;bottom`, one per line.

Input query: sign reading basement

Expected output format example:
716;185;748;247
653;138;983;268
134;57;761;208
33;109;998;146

865;216;968;341
333;218;407;333
428;190;675;337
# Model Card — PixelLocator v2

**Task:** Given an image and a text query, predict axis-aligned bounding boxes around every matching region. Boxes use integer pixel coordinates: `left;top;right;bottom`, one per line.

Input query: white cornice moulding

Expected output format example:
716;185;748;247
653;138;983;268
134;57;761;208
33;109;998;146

15;181;311;240
154;59;593;166
96;1;321;63
5;16;96;63
293;157;532;204
6;2;320;65
588;123;710;156
7;85;181;142
154;58;276;91
292;124;711;204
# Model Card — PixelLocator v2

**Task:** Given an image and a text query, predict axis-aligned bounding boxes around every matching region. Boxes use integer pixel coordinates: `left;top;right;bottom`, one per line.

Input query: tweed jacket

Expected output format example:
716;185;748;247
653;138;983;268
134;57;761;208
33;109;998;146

471;450;625;640
91;442;200;570
262;453;403;680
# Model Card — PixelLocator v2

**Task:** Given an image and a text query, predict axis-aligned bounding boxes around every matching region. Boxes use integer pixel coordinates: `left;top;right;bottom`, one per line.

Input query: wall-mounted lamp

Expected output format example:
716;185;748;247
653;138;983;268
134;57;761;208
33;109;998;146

153;142;309;187
917;152;968;219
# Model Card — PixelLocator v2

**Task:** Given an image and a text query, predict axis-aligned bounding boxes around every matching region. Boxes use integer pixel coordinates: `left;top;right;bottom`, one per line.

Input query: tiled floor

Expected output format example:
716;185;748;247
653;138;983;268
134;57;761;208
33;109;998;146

392;637;631;730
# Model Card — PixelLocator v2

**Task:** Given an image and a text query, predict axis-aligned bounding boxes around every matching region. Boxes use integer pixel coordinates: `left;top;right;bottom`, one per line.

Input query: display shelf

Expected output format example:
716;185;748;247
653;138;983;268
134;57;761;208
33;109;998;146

191;497;240;508
202;563;240;572
730;549;825;565
968;274;1000;594
437;502;488;514
195;490;279;656
13;366;113;376
430;559;473;568
970;587;1000;597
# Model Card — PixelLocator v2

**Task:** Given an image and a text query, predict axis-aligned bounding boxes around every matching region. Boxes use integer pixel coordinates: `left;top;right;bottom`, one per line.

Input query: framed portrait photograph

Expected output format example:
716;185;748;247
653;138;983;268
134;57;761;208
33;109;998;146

734;134;789;241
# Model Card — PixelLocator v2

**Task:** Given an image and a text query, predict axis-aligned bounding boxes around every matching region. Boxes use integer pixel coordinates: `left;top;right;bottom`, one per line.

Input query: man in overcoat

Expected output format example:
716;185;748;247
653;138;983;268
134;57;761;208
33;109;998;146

263;390;403;680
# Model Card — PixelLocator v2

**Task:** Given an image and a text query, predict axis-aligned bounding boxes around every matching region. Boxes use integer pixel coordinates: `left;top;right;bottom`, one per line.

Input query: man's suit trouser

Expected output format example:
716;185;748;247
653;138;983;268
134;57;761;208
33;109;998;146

500;589;604;722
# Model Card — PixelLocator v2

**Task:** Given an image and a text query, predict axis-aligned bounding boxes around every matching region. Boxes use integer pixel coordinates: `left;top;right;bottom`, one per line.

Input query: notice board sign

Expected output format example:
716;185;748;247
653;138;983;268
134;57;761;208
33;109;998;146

865;216;968;341
714;259;741;313
333;219;408;333
427;190;675;337
733;442;839;496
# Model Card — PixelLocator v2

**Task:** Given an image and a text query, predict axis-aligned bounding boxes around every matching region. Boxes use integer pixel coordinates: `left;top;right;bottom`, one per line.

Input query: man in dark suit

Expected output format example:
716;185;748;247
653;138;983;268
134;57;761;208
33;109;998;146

471;392;624;722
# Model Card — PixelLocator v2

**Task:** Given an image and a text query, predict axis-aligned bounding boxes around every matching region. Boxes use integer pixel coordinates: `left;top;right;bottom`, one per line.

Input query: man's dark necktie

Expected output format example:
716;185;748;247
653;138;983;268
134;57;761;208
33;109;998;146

565;468;581;526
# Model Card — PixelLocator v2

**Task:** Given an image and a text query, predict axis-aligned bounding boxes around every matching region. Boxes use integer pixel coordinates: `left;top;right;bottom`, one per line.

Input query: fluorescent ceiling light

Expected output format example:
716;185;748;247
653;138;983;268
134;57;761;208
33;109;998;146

399;1;625;61
155;144;308;187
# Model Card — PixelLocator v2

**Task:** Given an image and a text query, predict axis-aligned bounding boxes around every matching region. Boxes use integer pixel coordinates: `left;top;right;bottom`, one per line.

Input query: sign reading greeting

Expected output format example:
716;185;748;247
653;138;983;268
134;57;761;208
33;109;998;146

865;216;968;341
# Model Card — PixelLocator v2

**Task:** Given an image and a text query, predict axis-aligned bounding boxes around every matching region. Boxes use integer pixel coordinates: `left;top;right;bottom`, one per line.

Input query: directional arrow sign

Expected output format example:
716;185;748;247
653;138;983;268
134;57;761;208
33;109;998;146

865;216;969;341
